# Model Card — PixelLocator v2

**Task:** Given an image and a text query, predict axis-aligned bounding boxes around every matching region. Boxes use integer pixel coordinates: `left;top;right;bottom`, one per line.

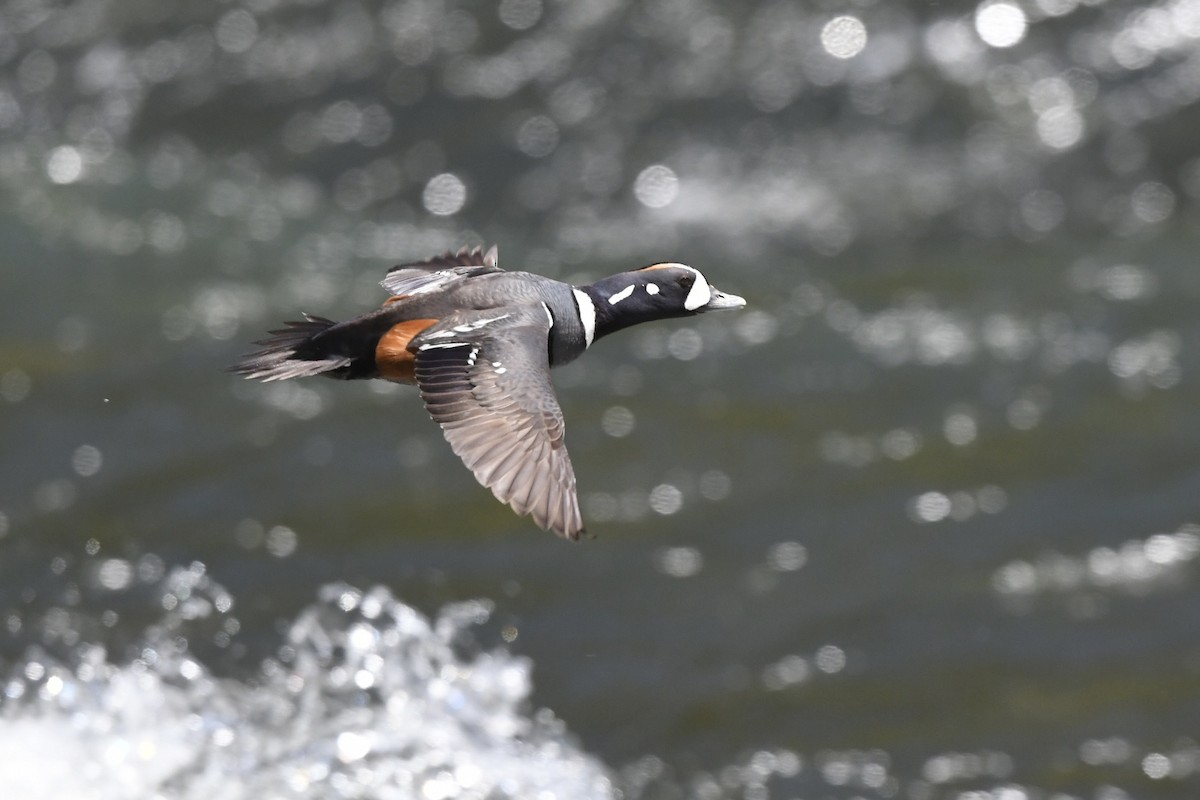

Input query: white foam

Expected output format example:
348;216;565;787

0;573;615;800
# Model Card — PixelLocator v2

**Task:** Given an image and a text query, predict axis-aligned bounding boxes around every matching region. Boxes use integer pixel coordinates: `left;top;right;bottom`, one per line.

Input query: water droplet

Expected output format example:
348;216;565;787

767;542;807;572
46;146;83;184
655;545;702;577
633;165;678;208
815;645;846;673
515;114;559;158
821;16;867;60
600;405;635;438
72;445;103;477
648;484;683;515
265;526;298;558
1;369;32;403
422;173;467;216
910;491;951;523
337;731;371;763
215;9;258;54
499;0;542;30
96;558;134;591
975;1;1027;48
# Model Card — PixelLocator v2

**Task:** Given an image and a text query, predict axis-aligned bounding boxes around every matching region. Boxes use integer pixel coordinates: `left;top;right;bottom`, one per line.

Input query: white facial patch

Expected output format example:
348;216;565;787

651;263;711;311
646;283;660;295
572;288;596;348
680;265;711;311
608;284;635;305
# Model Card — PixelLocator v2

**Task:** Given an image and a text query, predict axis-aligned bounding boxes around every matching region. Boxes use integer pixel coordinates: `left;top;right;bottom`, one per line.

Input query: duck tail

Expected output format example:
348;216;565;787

228;313;353;382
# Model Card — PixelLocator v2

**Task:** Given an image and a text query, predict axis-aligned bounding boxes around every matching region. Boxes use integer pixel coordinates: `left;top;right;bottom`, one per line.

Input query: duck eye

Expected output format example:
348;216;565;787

678;274;694;289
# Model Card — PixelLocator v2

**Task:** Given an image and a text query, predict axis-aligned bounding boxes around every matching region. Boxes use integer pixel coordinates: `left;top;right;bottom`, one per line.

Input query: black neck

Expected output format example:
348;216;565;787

579;273;673;341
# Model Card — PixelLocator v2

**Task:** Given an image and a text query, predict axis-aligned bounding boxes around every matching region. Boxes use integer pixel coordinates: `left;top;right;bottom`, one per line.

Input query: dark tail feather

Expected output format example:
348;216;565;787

228;313;352;382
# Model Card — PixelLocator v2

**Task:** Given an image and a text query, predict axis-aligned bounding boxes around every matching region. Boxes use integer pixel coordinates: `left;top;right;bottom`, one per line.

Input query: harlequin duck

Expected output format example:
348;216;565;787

231;246;745;540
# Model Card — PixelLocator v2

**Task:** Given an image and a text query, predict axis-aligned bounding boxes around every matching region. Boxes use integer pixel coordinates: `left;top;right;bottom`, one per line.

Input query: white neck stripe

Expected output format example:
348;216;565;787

572;288;596;348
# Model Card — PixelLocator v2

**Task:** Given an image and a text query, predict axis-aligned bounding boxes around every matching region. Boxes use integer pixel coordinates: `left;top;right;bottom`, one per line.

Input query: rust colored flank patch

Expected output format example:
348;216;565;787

375;318;438;383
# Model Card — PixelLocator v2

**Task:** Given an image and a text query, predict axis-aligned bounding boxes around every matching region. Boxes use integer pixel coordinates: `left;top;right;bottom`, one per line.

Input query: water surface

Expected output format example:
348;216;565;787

3;0;1200;797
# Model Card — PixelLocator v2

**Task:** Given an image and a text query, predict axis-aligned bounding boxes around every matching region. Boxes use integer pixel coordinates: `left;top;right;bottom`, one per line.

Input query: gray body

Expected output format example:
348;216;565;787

375;271;589;370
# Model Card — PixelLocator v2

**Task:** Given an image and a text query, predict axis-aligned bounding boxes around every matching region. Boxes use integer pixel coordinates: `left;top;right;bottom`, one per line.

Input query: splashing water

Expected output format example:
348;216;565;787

0;566;613;800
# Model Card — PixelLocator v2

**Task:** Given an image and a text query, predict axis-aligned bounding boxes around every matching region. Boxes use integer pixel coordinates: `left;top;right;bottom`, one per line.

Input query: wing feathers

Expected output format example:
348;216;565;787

380;246;503;297
412;306;584;539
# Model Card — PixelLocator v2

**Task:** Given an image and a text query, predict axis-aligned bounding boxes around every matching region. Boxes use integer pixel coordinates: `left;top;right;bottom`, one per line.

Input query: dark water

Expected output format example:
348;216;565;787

3;0;1200;797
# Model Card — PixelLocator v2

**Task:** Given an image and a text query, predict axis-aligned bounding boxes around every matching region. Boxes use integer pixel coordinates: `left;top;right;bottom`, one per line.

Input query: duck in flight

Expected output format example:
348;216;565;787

231;246;745;540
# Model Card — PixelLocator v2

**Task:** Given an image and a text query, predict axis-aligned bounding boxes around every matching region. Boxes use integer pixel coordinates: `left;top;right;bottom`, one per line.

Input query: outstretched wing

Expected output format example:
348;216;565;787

411;304;584;539
381;245;501;297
